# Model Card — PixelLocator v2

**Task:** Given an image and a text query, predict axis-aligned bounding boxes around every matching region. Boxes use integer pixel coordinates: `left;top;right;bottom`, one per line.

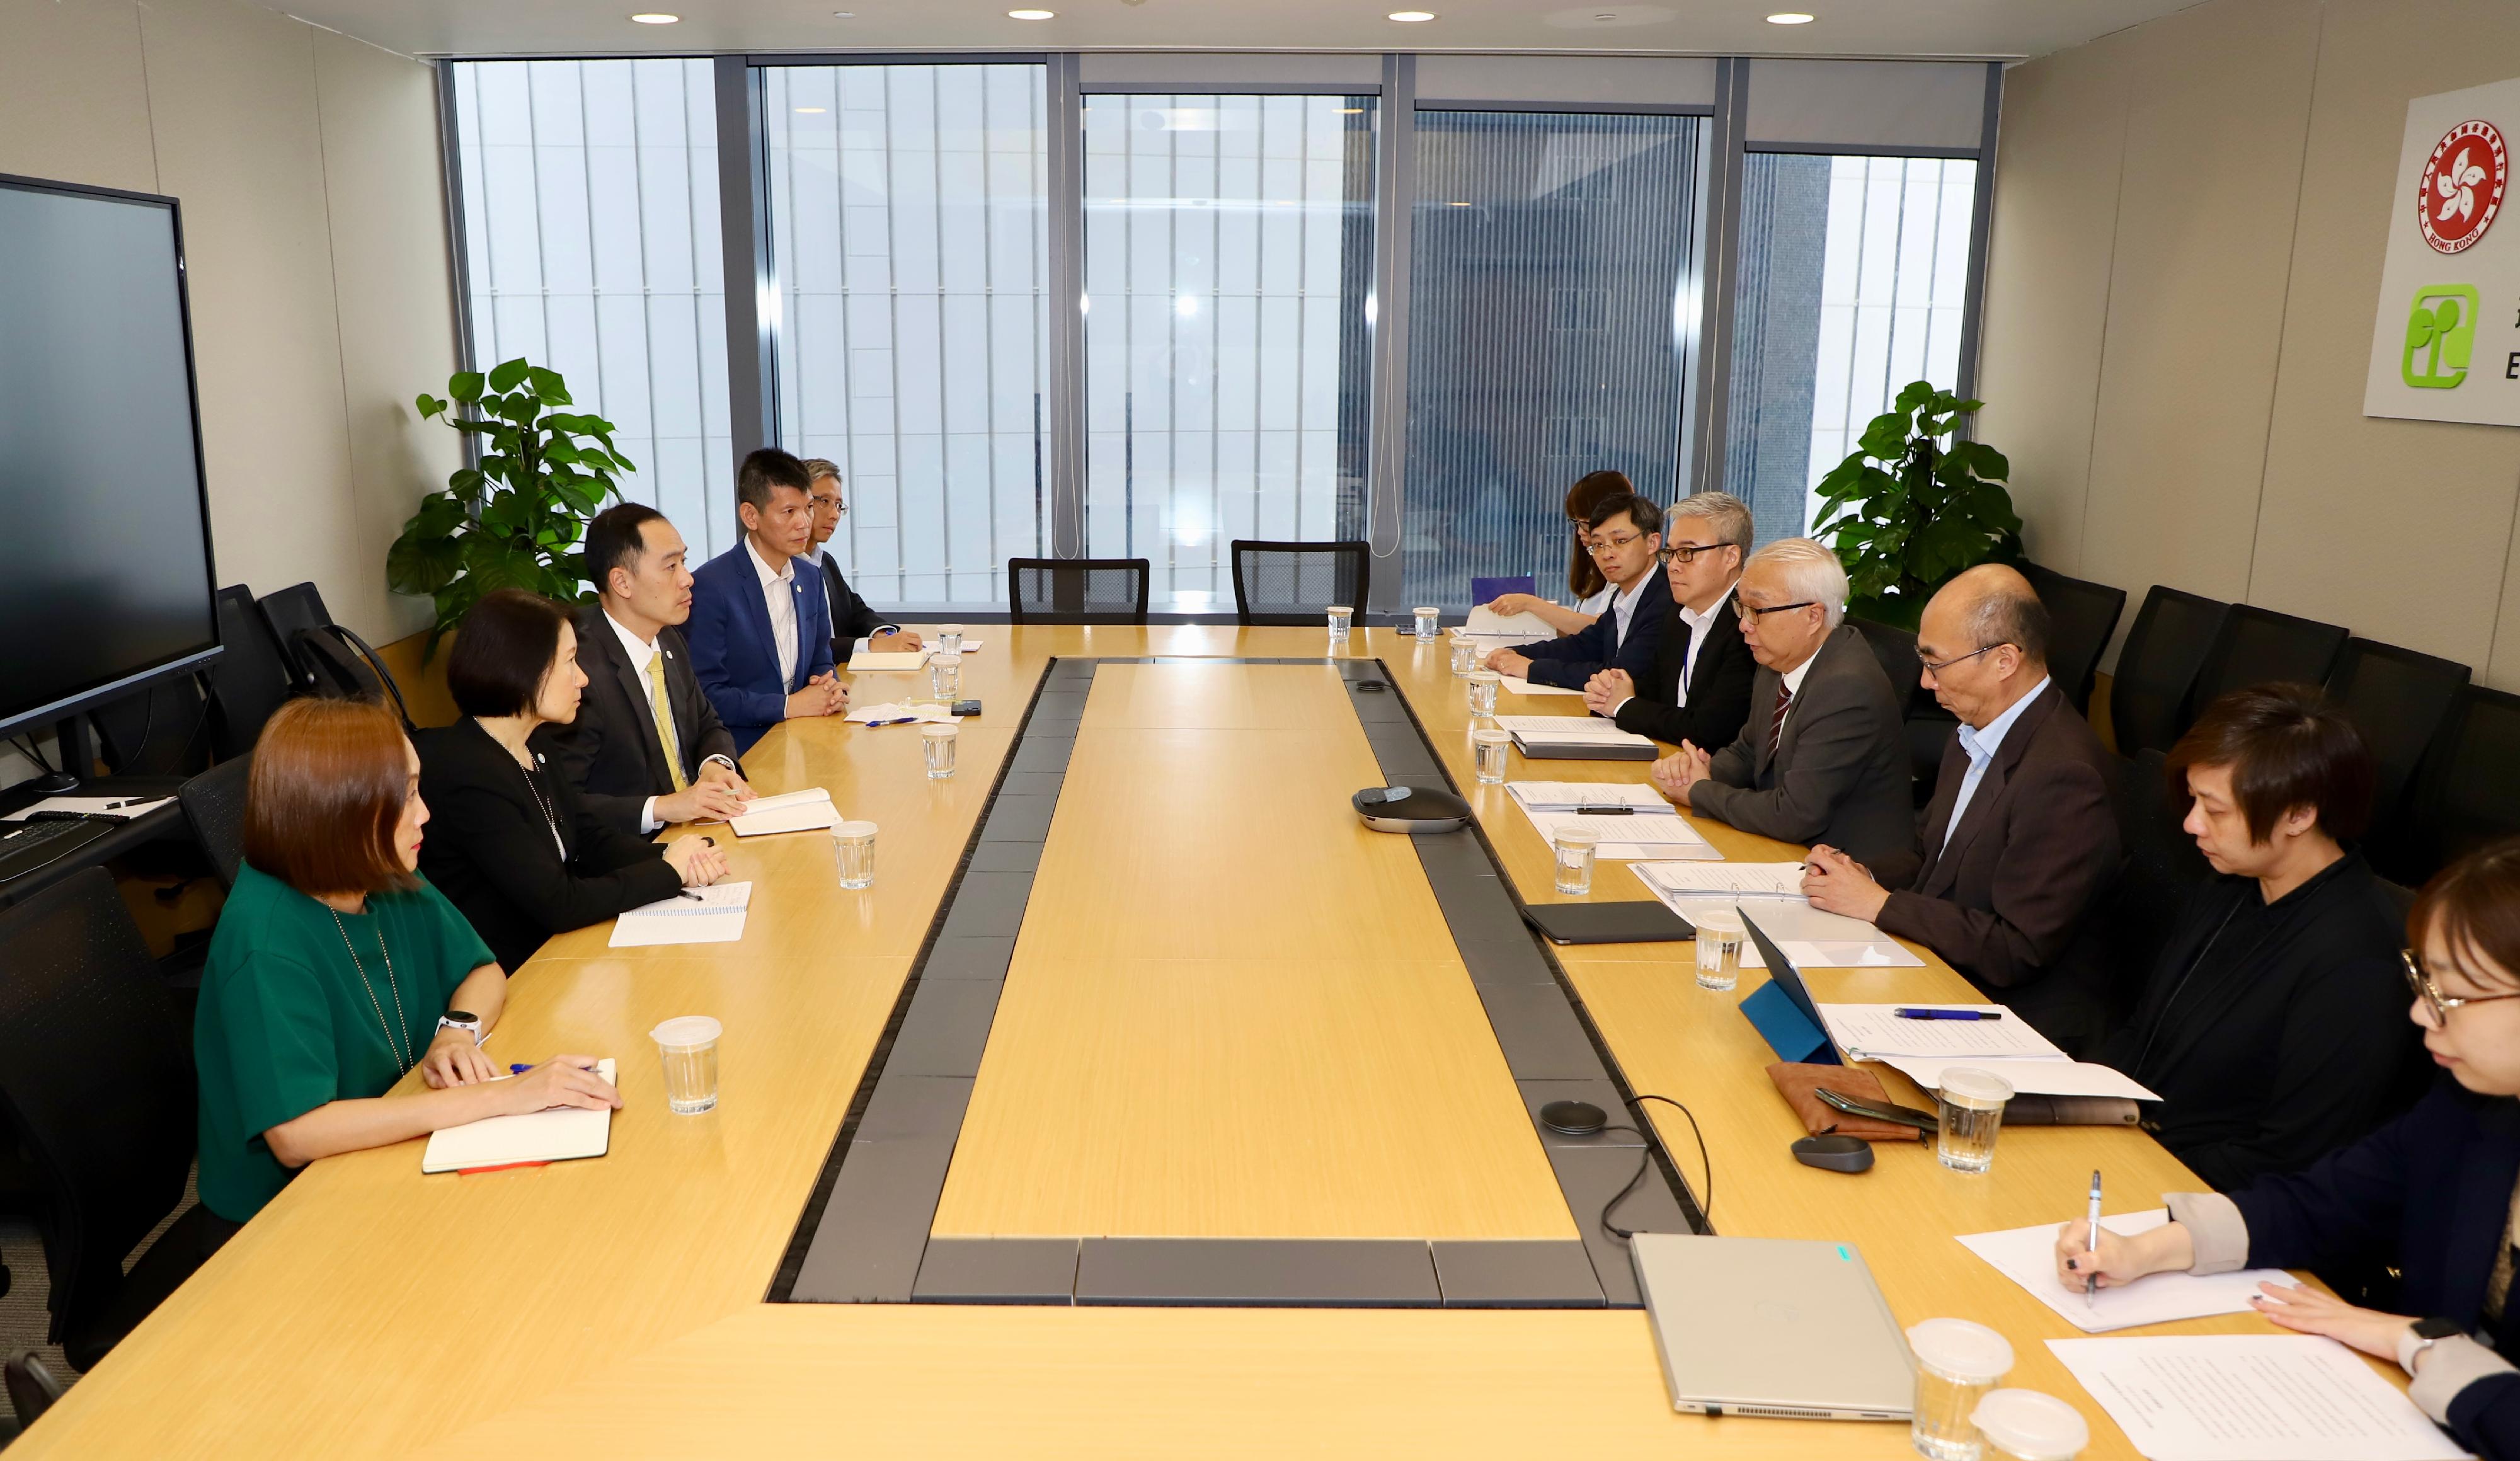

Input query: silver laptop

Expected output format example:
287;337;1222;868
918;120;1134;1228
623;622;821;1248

1630;1232;1913;1421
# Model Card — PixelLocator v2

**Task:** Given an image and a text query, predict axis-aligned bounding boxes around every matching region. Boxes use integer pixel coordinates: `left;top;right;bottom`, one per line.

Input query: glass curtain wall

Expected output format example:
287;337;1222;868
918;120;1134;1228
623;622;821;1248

450;60;736;554
1080;93;1376;610
1400;111;1702;610
762;63;1051;608
1724;153;1979;549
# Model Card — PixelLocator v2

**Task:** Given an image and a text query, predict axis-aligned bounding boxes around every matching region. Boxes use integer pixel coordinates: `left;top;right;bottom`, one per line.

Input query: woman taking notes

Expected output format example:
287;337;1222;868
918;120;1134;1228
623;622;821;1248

2055;839;2520;1458
195;699;621;1230
416;588;728;973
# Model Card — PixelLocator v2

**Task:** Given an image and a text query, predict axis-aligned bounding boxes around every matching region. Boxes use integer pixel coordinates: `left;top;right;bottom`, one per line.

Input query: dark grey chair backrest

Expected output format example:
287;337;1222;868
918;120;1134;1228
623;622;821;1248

2018;561;2127;714
1230;539;1370;626
1007;558;1152;624
2109;586;2230;757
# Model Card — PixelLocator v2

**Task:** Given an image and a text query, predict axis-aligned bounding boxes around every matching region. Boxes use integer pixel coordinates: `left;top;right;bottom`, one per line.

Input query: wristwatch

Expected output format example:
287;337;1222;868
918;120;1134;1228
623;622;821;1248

2402;1316;2467;1371
435;1011;484;1046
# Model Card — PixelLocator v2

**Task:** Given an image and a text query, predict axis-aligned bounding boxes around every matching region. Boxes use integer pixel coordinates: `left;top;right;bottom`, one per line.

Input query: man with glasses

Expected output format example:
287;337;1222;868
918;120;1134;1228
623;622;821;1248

1583;490;1758;752
1651;537;1918;888
1482;493;1669;689
1800;564;2121;1054
801;459;922;662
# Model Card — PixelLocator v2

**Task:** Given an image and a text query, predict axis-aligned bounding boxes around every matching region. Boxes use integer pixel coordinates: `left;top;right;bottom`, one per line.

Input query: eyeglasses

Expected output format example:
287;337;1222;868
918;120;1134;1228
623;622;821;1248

1657;541;1735;566
1734;599;1817;622
2403;949;2520;1024
1918;643;2007;675
1589;531;1650;555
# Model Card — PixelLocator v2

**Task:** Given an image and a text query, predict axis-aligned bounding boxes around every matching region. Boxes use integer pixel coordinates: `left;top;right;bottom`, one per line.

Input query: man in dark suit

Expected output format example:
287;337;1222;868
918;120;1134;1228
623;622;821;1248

801;458;922;663
1653;537;1918;887
1484;493;1669;689
535;502;755;837
1799;564;2122;1053
686;449;847;753
1582;490;1758;751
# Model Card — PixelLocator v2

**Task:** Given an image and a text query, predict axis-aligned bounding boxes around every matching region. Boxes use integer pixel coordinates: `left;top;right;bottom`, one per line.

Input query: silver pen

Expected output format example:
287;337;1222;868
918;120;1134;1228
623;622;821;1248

2085;1169;2104;1310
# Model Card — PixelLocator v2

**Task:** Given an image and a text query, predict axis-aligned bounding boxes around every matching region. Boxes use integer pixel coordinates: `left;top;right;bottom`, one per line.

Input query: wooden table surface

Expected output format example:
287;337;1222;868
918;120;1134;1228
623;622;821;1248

16;625;2362;1460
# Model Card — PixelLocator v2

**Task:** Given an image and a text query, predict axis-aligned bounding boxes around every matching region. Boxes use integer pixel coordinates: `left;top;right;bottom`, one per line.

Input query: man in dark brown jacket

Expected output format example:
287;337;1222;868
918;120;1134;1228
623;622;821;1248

1801;563;2123;1055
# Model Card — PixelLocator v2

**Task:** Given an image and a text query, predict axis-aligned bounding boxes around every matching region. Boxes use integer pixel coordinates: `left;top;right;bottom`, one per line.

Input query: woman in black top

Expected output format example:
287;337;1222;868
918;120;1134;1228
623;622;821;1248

416;588;729;972
2093;684;2426;1189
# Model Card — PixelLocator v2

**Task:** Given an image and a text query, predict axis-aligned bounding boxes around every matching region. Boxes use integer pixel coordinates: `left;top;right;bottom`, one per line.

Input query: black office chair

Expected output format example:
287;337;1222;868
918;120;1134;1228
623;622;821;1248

2323;638;2471;869
2109;587;2230;757
256;582;415;729
2395;684;2520;883
178;753;252;890
256;581;333;695
205;585;296;760
5;1349;66;1432
1006;558;1152;624
1228;540;1371;627
89;673;215;779
2097;748;2212;1019
0;868;211;1372
2185;604;2349;731
2018;561;2126;714
1847;616;1948;803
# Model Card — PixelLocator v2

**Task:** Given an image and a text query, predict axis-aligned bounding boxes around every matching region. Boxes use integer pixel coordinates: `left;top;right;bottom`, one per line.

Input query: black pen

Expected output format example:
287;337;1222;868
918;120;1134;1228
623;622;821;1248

677;889;705;902
101;799;140;810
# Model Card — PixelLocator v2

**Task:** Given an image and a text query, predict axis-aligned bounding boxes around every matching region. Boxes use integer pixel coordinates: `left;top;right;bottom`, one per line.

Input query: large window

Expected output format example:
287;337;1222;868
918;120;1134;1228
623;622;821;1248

451;60;736;553
1724;153;1979;549
763;63;1050;608
1402;110;1702;609
1080;93;1375;610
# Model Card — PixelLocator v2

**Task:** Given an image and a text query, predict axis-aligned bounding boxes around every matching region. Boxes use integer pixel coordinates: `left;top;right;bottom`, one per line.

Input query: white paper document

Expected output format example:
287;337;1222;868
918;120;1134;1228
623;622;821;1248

932;639;981;652
1631;861;1807;899
1507;781;1669;811
1463;605;1556;639
1659;900;1921;968
845;701;958;727
421;1059;617;1174
1516;805;1717;861
1884;1055;2160;1101
844;650;927;672
730;787;839;837
2048;1335;2467;1460
609;881;753;948
1959;1210;2284;1333
3;795;174;822
1499;676;1584;697
1815;1004;2067;1061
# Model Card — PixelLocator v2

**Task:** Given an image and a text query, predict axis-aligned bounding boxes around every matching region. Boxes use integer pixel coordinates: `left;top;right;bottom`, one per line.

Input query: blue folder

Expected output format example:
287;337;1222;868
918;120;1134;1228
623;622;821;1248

1470;575;1536;605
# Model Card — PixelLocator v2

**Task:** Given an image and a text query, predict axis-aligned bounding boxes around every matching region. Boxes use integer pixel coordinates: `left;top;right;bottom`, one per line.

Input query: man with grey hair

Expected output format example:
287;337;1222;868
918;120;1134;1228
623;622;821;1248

1801;562;2121;1053
1651;537;1918;887
801;458;922;661
1583;490;1758;752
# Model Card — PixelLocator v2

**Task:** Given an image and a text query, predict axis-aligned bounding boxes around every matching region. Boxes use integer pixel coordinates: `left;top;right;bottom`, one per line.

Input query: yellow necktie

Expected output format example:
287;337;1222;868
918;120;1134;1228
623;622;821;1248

646;650;689;793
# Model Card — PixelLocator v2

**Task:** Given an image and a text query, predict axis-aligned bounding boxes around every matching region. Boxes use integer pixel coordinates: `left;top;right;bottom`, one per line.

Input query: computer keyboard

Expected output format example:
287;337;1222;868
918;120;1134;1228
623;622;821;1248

0;816;115;884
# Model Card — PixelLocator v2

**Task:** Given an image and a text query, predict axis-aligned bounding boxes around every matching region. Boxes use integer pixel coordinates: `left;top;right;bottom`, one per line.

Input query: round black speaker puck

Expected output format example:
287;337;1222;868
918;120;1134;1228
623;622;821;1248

1538;1099;1608;1136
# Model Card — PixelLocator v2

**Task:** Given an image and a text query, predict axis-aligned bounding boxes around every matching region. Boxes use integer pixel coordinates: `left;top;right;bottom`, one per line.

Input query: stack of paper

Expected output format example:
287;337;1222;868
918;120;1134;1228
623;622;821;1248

1811;1002;2158;1099
1959;1210;2288;1333
421;1059;617;1174
1507;782;1670;811
609;881;753;947
1498;677;1584;697
846;702;959;727
844;649;927;672
1463;605;1555;640
1504;784;1716;860
2047;1335;2466;1460
730;788;839;837
1492;714;1657;760
1629;879;1922;967
1630;861;1807;900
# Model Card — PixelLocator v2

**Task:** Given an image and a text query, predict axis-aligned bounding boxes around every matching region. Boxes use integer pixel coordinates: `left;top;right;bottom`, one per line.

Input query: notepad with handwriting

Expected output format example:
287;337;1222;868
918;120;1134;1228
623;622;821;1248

421;1060;616;1174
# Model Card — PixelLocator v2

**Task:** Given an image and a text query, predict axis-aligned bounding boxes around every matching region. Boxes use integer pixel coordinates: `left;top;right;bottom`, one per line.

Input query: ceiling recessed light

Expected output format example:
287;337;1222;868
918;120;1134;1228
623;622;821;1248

629;11;679;22
1766;11;1815;22
1389;10;1437;21
1008;7;1056;17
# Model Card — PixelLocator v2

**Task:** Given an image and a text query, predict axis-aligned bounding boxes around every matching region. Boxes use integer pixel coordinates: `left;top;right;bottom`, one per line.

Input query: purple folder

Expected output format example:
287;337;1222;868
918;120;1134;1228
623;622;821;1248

1469;575;1536;605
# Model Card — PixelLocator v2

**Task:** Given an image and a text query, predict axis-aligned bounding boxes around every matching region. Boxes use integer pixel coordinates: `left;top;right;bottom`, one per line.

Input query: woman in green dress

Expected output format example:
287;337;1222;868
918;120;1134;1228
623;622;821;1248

193;697;622;1232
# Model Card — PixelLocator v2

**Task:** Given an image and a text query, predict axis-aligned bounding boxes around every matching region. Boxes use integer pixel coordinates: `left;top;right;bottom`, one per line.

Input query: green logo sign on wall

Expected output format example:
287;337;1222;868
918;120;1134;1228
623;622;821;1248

2403;284;2480;388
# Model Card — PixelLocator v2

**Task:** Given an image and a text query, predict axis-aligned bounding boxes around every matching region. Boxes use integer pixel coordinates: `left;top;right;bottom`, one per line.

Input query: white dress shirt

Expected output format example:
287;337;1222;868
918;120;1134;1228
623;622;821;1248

1605;573;1649;653
1611;580;1738;719
1940;676;2051;852
604;608;736;833
1773;643;1821;738
743;536;801;689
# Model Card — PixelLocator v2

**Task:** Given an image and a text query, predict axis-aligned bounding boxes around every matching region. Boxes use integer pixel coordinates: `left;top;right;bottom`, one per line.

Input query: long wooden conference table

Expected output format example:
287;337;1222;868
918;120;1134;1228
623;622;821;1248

19;626;2384;1458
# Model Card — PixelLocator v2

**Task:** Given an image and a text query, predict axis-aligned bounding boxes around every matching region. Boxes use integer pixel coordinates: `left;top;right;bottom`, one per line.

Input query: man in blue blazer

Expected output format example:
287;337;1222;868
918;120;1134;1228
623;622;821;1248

685;448;847;752
1484;492;1670;689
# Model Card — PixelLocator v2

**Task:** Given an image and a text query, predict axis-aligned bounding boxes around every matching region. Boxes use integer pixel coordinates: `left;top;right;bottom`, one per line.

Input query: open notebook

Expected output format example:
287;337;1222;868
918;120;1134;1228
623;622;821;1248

731;787;839;837
421;1059;617;1174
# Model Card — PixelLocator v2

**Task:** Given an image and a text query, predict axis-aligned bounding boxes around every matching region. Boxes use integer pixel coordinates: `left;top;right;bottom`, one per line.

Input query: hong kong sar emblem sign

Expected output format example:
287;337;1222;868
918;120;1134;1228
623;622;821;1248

2420;119;2507;255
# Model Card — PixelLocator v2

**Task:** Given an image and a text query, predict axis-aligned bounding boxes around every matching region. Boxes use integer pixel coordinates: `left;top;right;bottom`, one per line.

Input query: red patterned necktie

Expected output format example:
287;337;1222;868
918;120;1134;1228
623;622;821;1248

1768;680;1792;750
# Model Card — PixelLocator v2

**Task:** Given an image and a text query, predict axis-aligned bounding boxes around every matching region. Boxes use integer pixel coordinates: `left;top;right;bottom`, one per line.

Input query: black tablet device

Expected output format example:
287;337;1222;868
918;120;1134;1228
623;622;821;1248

1517;900;1695;945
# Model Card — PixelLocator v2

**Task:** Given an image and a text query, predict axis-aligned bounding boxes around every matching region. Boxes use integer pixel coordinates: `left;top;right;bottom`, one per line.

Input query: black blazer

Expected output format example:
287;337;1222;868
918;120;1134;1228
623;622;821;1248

532;606;742;837
815;551;896;653
2226;1079;2520;1457
1518;571;1671;689
2095;851;2427;1189
415;718;684;974
1610;586;1758;750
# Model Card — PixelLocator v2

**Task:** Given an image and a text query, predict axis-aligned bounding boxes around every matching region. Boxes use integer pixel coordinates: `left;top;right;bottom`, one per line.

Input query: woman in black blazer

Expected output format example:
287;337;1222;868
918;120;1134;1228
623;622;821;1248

416;589;728;973
2058;839;2520;1460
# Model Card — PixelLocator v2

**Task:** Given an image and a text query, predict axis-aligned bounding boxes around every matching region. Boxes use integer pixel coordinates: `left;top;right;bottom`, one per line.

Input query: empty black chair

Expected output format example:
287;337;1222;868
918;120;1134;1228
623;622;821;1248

1847;616;1917;693
0;868;210;1372
1229;539;1370;626
2109;587;2231;757
2323;638;2471;854
1847;616;1947;801
256;582;414;729
2019;561;2127;714
1007;558;1152;624
2397;684;2520;881
89;673;215;779
178;753;252;890
256;581;333;696
205;585;295;761
2187;604;2349;728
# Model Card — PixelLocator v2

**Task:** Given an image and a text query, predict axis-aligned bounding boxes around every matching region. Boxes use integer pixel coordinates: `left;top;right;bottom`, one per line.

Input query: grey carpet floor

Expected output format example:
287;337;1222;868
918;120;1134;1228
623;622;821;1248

1;1166;198;1426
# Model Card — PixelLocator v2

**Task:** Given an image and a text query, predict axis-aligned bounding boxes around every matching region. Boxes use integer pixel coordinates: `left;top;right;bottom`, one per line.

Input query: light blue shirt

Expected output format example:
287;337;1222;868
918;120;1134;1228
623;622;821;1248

1941;677;2051;852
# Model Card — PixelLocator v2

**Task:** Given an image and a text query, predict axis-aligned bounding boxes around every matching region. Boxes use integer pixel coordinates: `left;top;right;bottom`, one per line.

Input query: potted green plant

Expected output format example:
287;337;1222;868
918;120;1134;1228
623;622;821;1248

387;358;634;656
1810;381;2021;630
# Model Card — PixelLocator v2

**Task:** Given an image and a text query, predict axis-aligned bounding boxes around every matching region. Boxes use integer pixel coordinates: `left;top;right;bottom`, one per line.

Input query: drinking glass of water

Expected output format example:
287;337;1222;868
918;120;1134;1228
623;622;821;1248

938;624;965;653
1467;670;1501;717
1326;605;1353;643
649;1015;723;1116
922;723;958;779
1472;728;1511;783
1412;605;1441;641
927;651;963;702
831;820;878;890
1935;1067;2015;1174
1692;907;1744;992
1552;824;1599;895
1450;636;1480;676
1907;1319;2015;1461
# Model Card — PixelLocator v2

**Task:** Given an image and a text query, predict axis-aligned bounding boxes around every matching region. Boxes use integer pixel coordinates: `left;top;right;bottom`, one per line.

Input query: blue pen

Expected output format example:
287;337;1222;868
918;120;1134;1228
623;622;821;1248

1893;1007;2003;1021
508;1063;534;1074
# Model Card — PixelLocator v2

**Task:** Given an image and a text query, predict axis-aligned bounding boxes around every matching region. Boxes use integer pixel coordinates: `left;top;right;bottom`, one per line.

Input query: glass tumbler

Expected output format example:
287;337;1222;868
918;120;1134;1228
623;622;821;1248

1472;728;1512;784
1935;1067;2017;1174
831;820;878;890
1450;636;1480;676
927;651;963;702
1971;1390;2090;1461
1692;907;1744;992
922;723;958;779
1467;670;1501;717
649;1015;722;1116
1552;824;1600;895
1412;605;1442;641
1326;605;1353;643
938;623;965;653
1907;1318;2015;1461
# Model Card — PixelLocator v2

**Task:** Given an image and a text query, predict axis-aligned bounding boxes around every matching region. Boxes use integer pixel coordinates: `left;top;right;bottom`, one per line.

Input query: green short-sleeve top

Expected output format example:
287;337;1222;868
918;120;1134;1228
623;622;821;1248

194;862;495;1222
